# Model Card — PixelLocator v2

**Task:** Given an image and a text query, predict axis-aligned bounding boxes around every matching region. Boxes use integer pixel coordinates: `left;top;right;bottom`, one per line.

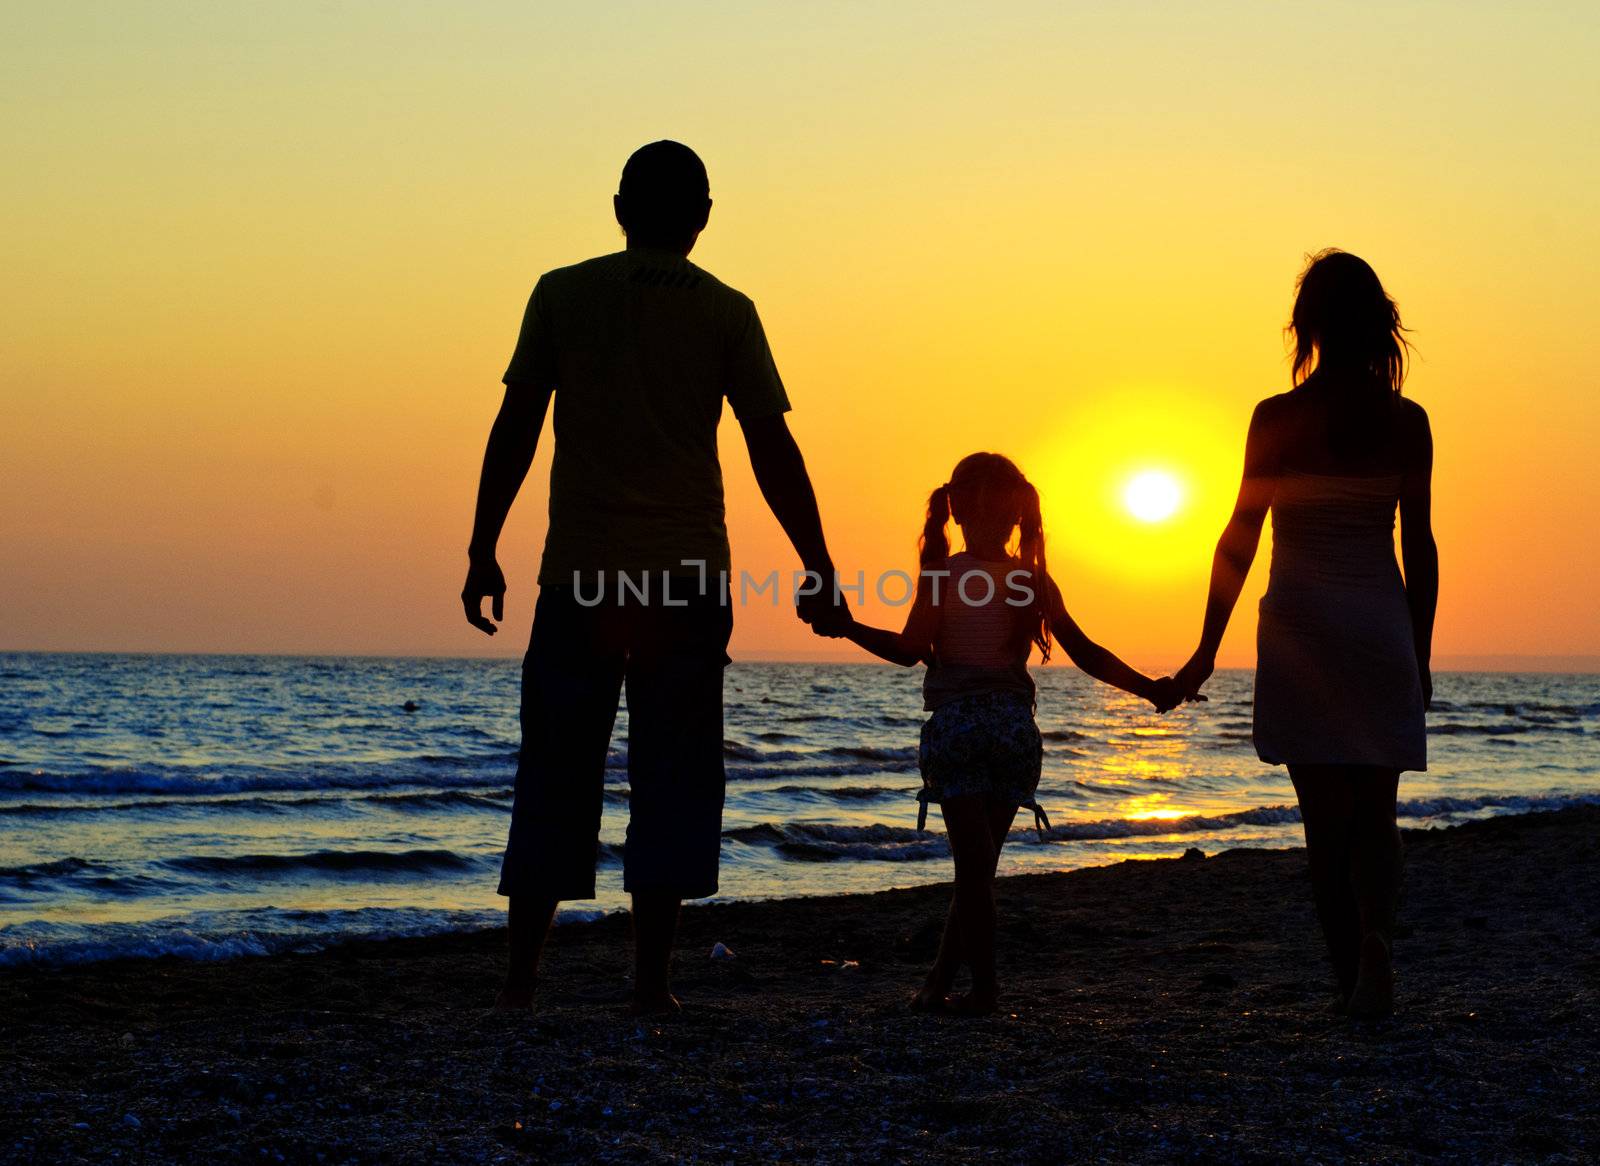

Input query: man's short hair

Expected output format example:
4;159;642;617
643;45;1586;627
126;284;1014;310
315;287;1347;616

617;141;710;243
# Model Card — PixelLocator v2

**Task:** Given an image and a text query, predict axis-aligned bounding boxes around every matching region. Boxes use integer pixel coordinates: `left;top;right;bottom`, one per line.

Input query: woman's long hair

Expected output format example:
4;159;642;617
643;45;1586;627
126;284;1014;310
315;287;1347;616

1289;249;1410;456
1290;249;1410;392
919;452;1052;663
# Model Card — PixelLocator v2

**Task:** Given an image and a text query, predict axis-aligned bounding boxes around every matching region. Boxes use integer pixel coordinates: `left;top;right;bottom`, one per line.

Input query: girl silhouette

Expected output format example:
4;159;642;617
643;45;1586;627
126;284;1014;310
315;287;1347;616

822;452;1174;1014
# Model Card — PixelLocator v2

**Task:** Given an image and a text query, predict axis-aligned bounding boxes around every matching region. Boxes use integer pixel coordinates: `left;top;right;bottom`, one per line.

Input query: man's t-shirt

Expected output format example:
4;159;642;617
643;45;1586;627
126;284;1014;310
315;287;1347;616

503;248;790;585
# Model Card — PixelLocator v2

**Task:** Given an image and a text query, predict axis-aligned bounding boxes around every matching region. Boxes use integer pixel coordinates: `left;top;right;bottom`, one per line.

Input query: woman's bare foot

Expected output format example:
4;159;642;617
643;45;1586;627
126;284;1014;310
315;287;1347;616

625;990;682;1017
941;990;998;1017
909;986;948;1013
1347;933;1394;1019
494;977;537;1011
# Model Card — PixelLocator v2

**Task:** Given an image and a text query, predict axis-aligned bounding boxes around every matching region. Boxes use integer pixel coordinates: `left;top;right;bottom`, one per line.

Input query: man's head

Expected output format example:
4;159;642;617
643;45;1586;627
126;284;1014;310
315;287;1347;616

614;141;712;254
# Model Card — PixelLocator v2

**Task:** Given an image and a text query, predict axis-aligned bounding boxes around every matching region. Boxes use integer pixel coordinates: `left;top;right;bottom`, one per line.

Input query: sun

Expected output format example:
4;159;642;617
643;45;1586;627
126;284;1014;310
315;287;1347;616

1122;469;1183;523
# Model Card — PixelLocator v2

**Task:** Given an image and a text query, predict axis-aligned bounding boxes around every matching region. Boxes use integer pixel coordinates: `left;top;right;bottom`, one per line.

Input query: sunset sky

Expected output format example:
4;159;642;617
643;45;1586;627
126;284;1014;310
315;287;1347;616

4;2;1597;667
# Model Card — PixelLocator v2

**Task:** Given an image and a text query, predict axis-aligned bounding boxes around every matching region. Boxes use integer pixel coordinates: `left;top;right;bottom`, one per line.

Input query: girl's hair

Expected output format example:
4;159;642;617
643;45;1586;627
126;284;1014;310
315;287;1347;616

919;452;1053;663
1289;249;1410;393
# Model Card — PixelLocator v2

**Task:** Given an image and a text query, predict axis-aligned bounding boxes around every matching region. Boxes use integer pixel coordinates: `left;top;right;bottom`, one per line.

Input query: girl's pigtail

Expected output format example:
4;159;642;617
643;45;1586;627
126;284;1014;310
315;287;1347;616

919;483;952;569
1018;480;1052;664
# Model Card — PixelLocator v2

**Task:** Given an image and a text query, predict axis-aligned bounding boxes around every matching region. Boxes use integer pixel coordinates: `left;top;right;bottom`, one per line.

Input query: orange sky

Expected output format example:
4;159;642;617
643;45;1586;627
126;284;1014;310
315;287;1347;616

4;4;1598;667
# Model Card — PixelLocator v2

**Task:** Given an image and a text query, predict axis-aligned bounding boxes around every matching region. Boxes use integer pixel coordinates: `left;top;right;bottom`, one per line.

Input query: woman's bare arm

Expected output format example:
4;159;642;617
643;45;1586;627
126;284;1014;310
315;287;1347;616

1398;402;1438;708
1174;400;1279;696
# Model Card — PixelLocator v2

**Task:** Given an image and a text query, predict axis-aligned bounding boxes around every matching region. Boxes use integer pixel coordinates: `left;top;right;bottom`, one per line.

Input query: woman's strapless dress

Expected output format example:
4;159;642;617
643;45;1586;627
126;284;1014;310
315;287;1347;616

1253;471;1426;771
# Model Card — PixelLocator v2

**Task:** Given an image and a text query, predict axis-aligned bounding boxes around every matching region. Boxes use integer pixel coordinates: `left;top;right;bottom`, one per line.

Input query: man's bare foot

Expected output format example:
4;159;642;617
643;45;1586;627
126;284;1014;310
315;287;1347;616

625;990;682;1017
494;978;537;1011
909;986;948;1013
1347;933;1394;1019
941;990;998;1017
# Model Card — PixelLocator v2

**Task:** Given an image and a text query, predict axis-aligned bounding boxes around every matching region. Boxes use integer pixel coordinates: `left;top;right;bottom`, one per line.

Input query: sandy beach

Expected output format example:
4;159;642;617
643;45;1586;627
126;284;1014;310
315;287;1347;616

3;806;1595;1163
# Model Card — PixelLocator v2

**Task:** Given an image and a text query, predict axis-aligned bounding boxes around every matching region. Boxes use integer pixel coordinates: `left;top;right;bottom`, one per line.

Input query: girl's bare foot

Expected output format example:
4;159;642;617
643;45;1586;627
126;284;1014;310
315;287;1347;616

1347;933;1394;1019
941;990;998;1017
909;986;948;1013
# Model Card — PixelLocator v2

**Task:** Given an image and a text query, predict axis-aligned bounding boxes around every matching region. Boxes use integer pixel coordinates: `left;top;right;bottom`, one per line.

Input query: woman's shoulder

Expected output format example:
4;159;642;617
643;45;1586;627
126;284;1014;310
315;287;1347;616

1397;395;1432;461
1397;395;1430;425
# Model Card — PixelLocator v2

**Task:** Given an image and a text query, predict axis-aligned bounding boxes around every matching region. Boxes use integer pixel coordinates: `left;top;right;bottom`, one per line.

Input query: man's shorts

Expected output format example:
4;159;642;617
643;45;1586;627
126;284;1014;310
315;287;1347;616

497;580;733;901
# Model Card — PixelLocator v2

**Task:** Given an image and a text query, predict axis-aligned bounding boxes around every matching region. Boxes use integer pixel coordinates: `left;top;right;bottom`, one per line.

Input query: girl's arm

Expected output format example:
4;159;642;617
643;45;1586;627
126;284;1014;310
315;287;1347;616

1045;575;1162;705
829;577;938;667
1398;401;1438;709
1173;400;1279;697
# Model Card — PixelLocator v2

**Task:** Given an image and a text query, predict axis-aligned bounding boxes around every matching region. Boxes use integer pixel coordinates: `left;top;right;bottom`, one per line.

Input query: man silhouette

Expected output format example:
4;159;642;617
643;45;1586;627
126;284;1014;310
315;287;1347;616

462;141;842;1013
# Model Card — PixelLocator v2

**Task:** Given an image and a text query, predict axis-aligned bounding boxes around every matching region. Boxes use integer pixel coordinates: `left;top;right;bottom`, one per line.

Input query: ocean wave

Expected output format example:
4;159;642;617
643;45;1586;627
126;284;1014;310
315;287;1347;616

724;822;948;863
1431;700;1599;719
365;790;512;812
0;905;566;968
721;741;918;766
162;848;484;877
0;760;515;799
1038;806;1303;842
1040;729;1089;742
0;857;100;882
1396;791;1600;818
0;787;514;818
1429;721;1586;737
765;784;913;801
726;760;919;781
1037;792;1600;843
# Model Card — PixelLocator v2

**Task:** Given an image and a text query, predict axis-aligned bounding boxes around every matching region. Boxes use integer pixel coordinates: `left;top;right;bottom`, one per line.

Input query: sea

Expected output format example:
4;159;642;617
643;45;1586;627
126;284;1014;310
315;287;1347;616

1;654;1596;967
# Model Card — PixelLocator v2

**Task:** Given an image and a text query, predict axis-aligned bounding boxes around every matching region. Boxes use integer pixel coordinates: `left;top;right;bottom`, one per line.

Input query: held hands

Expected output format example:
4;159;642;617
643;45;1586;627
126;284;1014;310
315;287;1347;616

1172;650;1215;705
796;568;854;637
1149;664;1213;714
1149;676;1182;714
461;554;507;636
808;607;855;638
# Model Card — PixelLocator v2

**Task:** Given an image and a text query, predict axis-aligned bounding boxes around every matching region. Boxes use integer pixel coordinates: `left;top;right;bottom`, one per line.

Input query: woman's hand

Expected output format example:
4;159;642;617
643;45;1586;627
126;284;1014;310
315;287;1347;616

1173;650;1215;702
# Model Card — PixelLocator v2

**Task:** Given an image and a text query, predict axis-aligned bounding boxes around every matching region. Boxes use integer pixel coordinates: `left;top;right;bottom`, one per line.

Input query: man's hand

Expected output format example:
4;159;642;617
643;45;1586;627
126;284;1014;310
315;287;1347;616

808;601;855;638
795;569;851;636
462;555;507;636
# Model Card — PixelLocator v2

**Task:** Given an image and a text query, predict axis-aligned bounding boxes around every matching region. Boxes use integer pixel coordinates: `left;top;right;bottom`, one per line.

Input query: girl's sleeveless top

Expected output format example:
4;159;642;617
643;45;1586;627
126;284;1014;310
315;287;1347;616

921;553;1035;711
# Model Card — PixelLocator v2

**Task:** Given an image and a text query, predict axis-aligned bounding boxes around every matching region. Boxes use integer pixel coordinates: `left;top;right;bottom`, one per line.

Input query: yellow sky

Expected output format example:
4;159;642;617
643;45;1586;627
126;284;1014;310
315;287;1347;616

4;2;1597;666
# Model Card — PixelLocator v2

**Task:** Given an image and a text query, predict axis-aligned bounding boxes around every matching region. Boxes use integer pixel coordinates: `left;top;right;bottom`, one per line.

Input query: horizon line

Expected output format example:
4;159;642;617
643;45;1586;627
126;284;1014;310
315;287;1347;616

2;648;1598;674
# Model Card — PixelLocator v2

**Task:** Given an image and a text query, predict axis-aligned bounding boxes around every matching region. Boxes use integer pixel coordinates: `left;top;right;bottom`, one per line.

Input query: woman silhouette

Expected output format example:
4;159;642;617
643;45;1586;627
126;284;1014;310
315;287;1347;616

1174;250;1437;1018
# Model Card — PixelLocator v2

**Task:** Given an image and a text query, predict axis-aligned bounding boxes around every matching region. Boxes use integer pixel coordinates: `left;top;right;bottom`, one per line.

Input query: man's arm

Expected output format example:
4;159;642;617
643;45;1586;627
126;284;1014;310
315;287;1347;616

462;382;552;635
739;413;843;628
